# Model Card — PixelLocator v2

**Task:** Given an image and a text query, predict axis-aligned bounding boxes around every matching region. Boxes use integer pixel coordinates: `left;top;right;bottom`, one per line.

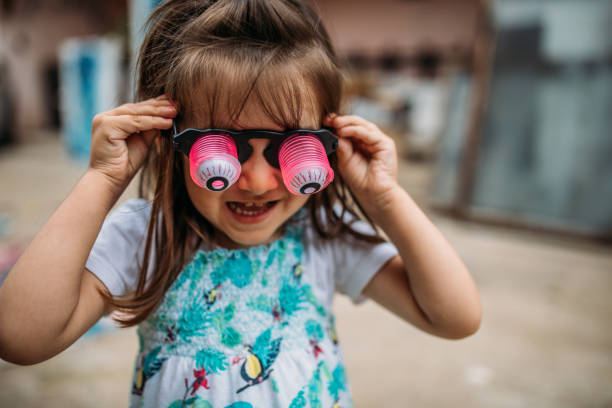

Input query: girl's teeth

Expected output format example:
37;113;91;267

227;201;273;216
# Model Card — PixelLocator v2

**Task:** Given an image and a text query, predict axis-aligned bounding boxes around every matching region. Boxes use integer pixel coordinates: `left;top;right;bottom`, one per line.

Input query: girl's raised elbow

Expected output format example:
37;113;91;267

445;307;482;340
456;313;482;339
0;346;41;366
0;353;42;366
0;335;55;366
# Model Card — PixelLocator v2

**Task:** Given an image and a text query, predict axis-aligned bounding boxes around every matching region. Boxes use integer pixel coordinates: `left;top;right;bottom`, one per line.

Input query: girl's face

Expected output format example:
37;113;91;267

182;105;315;249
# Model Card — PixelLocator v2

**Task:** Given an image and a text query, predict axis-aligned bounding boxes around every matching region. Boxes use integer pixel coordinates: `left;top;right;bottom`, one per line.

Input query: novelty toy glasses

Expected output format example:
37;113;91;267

173;126;338;195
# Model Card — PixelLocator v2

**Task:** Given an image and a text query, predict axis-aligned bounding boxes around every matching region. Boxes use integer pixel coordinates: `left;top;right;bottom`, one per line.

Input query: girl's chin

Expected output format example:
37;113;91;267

221;231;278;249
216;224;281;249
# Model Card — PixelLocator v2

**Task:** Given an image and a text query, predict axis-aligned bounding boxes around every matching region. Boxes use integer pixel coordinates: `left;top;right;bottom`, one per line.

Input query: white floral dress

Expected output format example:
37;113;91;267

85;200;398;408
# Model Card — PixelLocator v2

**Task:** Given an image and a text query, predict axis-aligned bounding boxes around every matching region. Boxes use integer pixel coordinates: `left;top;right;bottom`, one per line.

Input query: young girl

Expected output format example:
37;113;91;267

0;1;481;407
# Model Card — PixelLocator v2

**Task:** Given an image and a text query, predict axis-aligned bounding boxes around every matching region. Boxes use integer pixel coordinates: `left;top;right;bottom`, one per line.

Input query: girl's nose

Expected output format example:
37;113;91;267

236;139;280;195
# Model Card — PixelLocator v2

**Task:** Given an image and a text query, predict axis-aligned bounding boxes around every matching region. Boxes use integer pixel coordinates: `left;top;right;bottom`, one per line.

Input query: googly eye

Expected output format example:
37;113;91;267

279;134;334;195
189;135;241;191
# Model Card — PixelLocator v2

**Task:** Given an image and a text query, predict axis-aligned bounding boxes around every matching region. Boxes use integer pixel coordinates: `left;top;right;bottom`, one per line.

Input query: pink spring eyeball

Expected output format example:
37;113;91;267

279;134;334;195
189;134;241;191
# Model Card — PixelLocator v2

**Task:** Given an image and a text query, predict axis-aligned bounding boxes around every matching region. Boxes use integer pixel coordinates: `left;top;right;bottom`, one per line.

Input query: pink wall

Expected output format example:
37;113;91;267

314;0;479;56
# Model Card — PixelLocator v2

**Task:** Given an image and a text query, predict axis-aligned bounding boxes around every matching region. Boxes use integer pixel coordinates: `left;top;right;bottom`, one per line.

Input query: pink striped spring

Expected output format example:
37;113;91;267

279;134;334;195
189;134;240;190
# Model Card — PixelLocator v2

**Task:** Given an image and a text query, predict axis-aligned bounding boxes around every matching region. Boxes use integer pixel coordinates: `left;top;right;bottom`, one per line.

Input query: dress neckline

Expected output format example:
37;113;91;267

194;209;306;260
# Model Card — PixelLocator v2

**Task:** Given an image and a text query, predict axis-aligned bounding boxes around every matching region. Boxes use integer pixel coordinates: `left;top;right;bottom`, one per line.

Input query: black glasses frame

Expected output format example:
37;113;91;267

173;126;338;169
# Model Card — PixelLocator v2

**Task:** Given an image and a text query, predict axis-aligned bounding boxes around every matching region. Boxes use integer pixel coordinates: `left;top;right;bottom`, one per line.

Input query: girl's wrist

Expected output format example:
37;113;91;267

83;168;125;208
358;184;406;224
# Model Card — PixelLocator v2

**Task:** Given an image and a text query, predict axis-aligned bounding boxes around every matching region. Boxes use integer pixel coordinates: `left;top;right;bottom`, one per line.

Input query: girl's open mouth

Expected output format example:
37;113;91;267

226;201;278;222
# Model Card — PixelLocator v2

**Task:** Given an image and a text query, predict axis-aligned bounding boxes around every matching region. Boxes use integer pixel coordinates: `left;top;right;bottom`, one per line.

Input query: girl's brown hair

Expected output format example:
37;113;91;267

101;0;384;327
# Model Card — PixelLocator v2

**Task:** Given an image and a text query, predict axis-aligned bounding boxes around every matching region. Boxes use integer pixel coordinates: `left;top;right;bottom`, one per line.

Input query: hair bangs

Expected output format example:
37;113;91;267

168;44;341;130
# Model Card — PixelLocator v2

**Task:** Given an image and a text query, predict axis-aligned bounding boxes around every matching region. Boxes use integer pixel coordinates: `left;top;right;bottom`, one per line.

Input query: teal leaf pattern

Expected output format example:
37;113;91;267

222;253;253;288
307;362;323;408
303;286;327;317
220;326;243;348
177;297;212;343
246;294;273;313
328;363;348;401
194;348;228;374
193;399;214;408
289;390;307;408
279;280;306;317
210;302;243;347
168;396;212;408
224;403;254;408
305;319;324;341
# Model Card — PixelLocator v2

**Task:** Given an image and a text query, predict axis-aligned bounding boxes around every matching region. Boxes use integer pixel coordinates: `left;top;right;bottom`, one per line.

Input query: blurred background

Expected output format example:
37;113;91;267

1;0;611;407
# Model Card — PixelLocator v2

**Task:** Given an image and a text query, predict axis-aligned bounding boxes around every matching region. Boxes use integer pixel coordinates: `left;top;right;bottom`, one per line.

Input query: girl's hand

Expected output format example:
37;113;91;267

88;95;176;194
324;114;399;211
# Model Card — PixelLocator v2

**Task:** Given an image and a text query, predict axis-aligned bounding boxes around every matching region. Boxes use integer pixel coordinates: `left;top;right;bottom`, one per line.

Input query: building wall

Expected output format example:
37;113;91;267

314;0;480;57
0;0;478;137
1;1;126;136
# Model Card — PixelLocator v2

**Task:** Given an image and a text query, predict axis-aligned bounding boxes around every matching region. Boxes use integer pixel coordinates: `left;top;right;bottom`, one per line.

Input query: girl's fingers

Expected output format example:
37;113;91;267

100;115;174;140
327;114;378;131
109;99;176;118
125;129;158;162
335;137;353;165
334;124;383;145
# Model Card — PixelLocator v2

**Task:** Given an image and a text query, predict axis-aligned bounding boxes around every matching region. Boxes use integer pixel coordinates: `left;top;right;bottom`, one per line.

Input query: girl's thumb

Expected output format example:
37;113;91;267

336;137;352;168
142;129;158;147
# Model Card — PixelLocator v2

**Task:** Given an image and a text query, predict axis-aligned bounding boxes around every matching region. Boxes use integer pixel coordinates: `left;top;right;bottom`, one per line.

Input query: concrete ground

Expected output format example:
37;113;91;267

0;133;611;407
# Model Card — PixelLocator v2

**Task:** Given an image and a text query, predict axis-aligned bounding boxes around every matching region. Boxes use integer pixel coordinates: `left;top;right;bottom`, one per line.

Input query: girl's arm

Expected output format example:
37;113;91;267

325;114;481;339
0;97;176;364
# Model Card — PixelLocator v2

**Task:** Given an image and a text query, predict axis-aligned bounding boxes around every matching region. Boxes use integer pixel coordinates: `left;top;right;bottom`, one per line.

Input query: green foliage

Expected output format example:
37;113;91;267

264;249;277;269
177;297;211;342
278;281;305;316
222;303;235;322
194;348;228;374
211;264;225;287
328;364;347;400
223;253;253;288
224;403;254;408
221;326;243;347
210;302;243;347
270;375;279;393
305;319;324;341
168;397;213;408
302;286;327;317
246;295;273;313
307;362;323;408
289;390;307;408
192;398;213;408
